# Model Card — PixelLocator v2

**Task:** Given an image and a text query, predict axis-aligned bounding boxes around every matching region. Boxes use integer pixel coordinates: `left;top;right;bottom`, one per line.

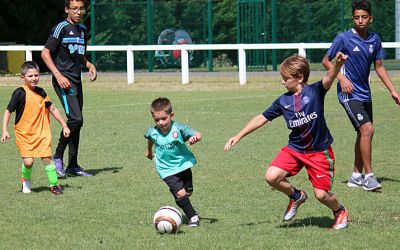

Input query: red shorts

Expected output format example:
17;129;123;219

270;146;335;191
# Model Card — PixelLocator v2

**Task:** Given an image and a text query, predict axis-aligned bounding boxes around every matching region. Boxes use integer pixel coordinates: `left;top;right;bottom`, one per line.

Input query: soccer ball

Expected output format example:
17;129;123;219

153;206;183;234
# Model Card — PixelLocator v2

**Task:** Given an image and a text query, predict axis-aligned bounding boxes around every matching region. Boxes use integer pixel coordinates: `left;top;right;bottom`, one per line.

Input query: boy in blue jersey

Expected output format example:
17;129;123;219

145;97;202;227
322;0;400;191
225;53;350;229
41;0;97;178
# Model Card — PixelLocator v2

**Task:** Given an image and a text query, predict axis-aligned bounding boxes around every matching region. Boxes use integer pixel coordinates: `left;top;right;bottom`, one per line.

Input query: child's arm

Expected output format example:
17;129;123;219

49;104;70;138
322;54;353;93
374;60;400;106
322;52;348;90
224;114;268;151
146;140;154;160
41;48;71;90
188;132;202;145
1;110;11;143
83;57;97;82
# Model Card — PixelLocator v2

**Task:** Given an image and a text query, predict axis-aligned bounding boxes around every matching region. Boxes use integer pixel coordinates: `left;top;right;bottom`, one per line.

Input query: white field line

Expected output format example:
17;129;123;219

83;94;280;110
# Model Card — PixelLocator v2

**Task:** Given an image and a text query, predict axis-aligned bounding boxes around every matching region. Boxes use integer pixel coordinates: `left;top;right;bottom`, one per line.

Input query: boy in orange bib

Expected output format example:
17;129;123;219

1;61;70;195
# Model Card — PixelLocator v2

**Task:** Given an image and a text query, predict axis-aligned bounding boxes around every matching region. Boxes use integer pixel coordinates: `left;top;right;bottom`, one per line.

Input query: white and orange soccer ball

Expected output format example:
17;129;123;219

153;206;183;234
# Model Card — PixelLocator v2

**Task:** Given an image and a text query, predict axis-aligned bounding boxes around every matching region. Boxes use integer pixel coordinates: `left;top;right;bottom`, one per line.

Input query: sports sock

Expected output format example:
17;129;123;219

352;172;362;178
289;188;301;201
175;195;197;219
365;173;374;179
44;162;59;186
333;204;345;214
21;164;33;180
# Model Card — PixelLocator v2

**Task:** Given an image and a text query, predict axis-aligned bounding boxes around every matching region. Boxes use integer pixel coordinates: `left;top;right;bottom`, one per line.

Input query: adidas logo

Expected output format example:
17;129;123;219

353;46;360;52
69;31;74;35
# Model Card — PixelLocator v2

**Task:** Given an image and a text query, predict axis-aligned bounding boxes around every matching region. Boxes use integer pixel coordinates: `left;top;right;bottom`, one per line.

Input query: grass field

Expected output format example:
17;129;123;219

0;72;400;249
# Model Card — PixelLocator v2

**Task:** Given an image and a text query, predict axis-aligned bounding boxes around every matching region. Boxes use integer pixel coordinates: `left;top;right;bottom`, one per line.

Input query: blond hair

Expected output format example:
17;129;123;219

280;54;310;83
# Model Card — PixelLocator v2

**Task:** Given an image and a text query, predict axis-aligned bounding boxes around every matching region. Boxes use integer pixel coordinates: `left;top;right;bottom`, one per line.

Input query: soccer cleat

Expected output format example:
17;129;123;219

283;190;308;221
331;207;350;229
363;175;382;191
65;166;93;177
188;215;200;227
54;157;66;179
21;179;32;193
50;185;63;195
347;174;364;188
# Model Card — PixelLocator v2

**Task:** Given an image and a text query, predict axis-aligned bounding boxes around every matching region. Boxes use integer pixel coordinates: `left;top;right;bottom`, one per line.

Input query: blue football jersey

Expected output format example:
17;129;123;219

262;81;333;153
327;28;384;103
144;121;197;179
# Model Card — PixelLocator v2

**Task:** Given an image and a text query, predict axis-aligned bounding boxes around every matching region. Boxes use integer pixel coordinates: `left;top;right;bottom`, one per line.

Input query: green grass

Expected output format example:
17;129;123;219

0;72;400;249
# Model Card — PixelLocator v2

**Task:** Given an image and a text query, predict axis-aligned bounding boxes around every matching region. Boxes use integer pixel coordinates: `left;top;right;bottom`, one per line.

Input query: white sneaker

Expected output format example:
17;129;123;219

363;175;382;191
347;175;364;188
21;179;31;193
189;215;200;227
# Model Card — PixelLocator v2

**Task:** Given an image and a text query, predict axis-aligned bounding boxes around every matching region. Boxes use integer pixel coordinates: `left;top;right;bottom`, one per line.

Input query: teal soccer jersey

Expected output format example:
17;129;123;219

145;121;197;179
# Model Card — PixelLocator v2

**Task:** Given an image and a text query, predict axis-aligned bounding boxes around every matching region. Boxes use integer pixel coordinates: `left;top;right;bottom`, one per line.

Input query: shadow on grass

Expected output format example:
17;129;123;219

182;215;218;225
66;166;123;177
277;216;333;229
377;176;400;183
30;183;81;193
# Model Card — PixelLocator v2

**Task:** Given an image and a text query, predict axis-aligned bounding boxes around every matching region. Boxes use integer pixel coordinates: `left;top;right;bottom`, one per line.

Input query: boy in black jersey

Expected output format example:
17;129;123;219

41;0;96;178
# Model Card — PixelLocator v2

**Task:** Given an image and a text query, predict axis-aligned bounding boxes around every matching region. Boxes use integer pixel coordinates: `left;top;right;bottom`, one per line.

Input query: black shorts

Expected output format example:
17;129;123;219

163;168;193;195
340;100;373;130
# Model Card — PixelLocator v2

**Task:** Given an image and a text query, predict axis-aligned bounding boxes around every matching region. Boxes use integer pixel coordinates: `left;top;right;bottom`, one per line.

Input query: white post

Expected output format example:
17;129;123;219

25;49;32;61
181;48;189;84
127;48;134;85
238;48;246;85
298;44;306;57
396;0;400;59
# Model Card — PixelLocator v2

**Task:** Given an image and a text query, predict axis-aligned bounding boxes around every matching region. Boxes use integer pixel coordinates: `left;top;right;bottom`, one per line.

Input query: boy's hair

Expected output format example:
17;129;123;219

65;0;85;8
21;61;39;76
151;97;173;114
352;0;371;15
280;54;310;83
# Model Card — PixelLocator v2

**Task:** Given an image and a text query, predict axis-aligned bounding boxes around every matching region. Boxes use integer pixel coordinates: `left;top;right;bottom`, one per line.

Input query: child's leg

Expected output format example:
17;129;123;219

21;158;34;193
313;188;349;229
42;157;59;187
164;169;198;220
22;157;34;180
313;188;340;211
265;166;294;195
175;189;197;219
266;148;308;221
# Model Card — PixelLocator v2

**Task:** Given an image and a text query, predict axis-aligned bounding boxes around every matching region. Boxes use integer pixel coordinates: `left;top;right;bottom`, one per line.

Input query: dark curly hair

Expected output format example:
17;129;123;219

352;0;371;15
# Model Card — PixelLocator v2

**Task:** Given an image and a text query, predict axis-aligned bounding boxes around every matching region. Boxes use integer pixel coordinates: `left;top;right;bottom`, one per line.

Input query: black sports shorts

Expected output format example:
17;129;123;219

340;100;373;130
163;168;194;195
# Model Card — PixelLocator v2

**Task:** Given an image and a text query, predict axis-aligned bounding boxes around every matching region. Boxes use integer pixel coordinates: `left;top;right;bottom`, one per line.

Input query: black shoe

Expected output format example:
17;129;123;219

65;166;93;177
50;185;63;195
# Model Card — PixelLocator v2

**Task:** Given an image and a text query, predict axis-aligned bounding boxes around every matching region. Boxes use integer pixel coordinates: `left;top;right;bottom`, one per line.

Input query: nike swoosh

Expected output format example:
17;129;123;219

317;175;326;178
284;104;291;109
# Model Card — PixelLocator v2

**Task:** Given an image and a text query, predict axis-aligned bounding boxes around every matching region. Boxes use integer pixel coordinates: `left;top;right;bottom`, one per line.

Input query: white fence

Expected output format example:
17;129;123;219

1;43;400;85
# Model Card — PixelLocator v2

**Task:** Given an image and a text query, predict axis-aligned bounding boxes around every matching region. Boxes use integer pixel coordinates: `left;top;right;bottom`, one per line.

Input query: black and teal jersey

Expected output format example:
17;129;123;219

44;19;88;83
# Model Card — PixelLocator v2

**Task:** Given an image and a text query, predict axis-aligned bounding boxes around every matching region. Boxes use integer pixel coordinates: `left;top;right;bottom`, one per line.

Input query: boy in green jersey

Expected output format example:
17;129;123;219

145;97;202;227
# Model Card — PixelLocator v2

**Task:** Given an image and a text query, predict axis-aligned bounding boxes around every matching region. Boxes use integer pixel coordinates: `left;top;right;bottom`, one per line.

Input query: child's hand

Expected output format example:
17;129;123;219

1;131;10;143
89;65;97;82
146;151;153;160
224;136;240;151
335;52;348;67
188;133;201;145
63;126;70;138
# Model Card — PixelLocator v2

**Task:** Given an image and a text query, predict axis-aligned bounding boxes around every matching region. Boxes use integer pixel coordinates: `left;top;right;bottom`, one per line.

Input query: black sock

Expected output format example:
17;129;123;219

175;195;197;219
288;188;301;201
333;204;345;214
